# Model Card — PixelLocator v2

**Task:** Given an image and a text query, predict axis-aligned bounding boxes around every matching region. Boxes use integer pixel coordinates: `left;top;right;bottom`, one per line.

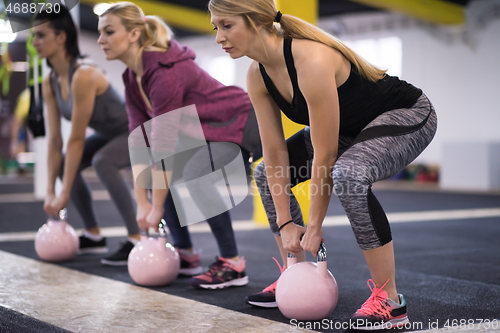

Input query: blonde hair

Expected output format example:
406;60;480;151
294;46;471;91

101;2;174;52
208;0;386;82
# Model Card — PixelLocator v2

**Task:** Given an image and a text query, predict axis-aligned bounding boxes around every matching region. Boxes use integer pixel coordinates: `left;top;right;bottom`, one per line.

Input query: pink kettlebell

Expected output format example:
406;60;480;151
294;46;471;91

128;219;180;286
276;243;338;321
34;208;79;262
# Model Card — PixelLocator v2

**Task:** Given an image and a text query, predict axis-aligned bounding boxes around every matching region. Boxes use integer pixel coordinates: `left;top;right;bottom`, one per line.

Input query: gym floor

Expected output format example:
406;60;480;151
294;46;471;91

0;172;499;333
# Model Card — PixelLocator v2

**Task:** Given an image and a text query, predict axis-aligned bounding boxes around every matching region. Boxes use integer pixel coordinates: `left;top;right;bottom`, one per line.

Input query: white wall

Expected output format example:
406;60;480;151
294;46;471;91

400;19;500;165
320;12;500;166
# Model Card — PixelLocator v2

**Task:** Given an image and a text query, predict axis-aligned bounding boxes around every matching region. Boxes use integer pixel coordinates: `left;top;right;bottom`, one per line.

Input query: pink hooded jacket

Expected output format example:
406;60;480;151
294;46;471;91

123;40;258;154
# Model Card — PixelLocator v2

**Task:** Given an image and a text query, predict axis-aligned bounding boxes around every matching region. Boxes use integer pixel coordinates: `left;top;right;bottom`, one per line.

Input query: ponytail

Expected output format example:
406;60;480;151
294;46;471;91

142;15;173;51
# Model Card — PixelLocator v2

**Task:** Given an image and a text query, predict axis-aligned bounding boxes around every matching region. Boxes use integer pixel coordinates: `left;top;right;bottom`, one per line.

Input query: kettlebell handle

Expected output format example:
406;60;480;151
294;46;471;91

317;242;327;262
158;219;168;238
141;219;168;238
48;208;67;221
59;208;68;221
288;241;327;262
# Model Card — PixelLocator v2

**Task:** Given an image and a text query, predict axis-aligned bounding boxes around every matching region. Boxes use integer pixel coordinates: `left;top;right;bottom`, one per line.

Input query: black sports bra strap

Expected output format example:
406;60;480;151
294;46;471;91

68;57;77;86
258;63;269;85
283;38;300;93
257;38;309;122
259;63;281;99
72;59;106;81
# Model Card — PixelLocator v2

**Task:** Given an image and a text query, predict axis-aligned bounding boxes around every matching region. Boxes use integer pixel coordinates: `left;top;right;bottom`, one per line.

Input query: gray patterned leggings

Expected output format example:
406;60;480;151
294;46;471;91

254;94;437;250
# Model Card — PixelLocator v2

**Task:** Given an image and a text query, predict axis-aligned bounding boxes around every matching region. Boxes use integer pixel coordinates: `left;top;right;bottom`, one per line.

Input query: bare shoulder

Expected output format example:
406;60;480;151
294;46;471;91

246;60;266;92
74;60;103;78
247;60;261;81
73;65;97;80
73;60;108;91
42;73;52;89
42;73;55;99
77;58;105;71
292;39;342;69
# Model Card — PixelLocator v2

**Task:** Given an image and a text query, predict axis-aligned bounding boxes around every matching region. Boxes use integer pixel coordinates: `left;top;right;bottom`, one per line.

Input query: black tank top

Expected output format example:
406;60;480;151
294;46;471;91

259;38;423;137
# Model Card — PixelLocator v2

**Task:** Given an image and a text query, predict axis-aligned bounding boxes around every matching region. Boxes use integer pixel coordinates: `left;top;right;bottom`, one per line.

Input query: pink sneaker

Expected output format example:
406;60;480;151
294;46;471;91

176;248;203;276
245;279;279;308
245;257;285;308
190;256;248;289
350;279;409;330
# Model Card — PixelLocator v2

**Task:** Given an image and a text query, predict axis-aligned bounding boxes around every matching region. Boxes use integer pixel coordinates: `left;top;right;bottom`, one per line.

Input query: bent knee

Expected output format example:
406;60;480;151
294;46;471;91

332;172;370;198
91;154;113;172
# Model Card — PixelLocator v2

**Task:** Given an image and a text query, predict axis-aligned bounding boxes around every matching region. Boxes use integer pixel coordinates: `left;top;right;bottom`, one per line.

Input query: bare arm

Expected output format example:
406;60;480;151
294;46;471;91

247;62;305;253
43;74;63;196
60;67;99;197
295;41;341;255
9;117;22;157
247;62;289;219
45;66;102;216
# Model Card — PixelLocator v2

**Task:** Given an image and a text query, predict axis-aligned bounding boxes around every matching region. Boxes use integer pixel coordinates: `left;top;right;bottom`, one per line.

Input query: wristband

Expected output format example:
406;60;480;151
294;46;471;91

278;219;294;231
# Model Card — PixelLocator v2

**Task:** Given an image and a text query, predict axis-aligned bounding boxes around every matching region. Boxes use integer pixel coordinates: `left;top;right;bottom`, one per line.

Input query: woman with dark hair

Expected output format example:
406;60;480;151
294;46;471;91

33;5;141;265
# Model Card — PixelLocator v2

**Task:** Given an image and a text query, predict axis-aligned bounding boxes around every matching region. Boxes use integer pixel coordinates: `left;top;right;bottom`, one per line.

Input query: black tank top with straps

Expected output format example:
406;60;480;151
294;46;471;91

259;38;423;138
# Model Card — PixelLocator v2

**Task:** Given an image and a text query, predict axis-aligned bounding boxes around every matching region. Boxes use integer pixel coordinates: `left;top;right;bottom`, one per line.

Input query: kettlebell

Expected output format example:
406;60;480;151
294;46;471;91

276;243;338;321
34;208;79;262
128;219;180;286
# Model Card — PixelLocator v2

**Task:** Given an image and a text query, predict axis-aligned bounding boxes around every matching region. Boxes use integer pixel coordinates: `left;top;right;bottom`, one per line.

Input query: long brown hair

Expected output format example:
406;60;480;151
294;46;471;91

208;0;386;82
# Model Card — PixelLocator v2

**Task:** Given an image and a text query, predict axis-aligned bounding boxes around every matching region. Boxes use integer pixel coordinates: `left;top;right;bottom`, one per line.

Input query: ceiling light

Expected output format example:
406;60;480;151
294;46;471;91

0;19;17;43
94;3;112;16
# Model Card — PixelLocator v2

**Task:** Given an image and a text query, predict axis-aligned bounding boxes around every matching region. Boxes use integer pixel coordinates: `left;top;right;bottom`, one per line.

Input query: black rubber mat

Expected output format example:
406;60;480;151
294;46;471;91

0;183;34;194
0;306;71;333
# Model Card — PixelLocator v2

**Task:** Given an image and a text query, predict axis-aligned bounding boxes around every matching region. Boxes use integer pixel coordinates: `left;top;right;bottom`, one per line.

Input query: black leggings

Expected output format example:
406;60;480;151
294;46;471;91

254;94;437;250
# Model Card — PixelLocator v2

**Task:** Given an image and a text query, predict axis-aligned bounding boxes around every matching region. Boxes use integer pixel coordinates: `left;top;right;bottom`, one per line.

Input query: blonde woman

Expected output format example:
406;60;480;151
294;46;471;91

209;0;437;327
98;2;261;289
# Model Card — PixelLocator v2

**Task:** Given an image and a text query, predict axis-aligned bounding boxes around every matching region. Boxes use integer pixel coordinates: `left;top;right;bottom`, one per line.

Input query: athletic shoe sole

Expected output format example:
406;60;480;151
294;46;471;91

100;259;128;266
78;247;109;255
246;300;278;308
179;266;204;276
197;276;249;290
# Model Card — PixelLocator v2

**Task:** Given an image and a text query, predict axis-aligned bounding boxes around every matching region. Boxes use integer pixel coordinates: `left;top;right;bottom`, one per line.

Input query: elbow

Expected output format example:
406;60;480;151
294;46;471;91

67;134;86;147
327;151;338;168
328;149;338;165
262;141;287;156
49;137;63;152
262;145;288;163
314;150;337;168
